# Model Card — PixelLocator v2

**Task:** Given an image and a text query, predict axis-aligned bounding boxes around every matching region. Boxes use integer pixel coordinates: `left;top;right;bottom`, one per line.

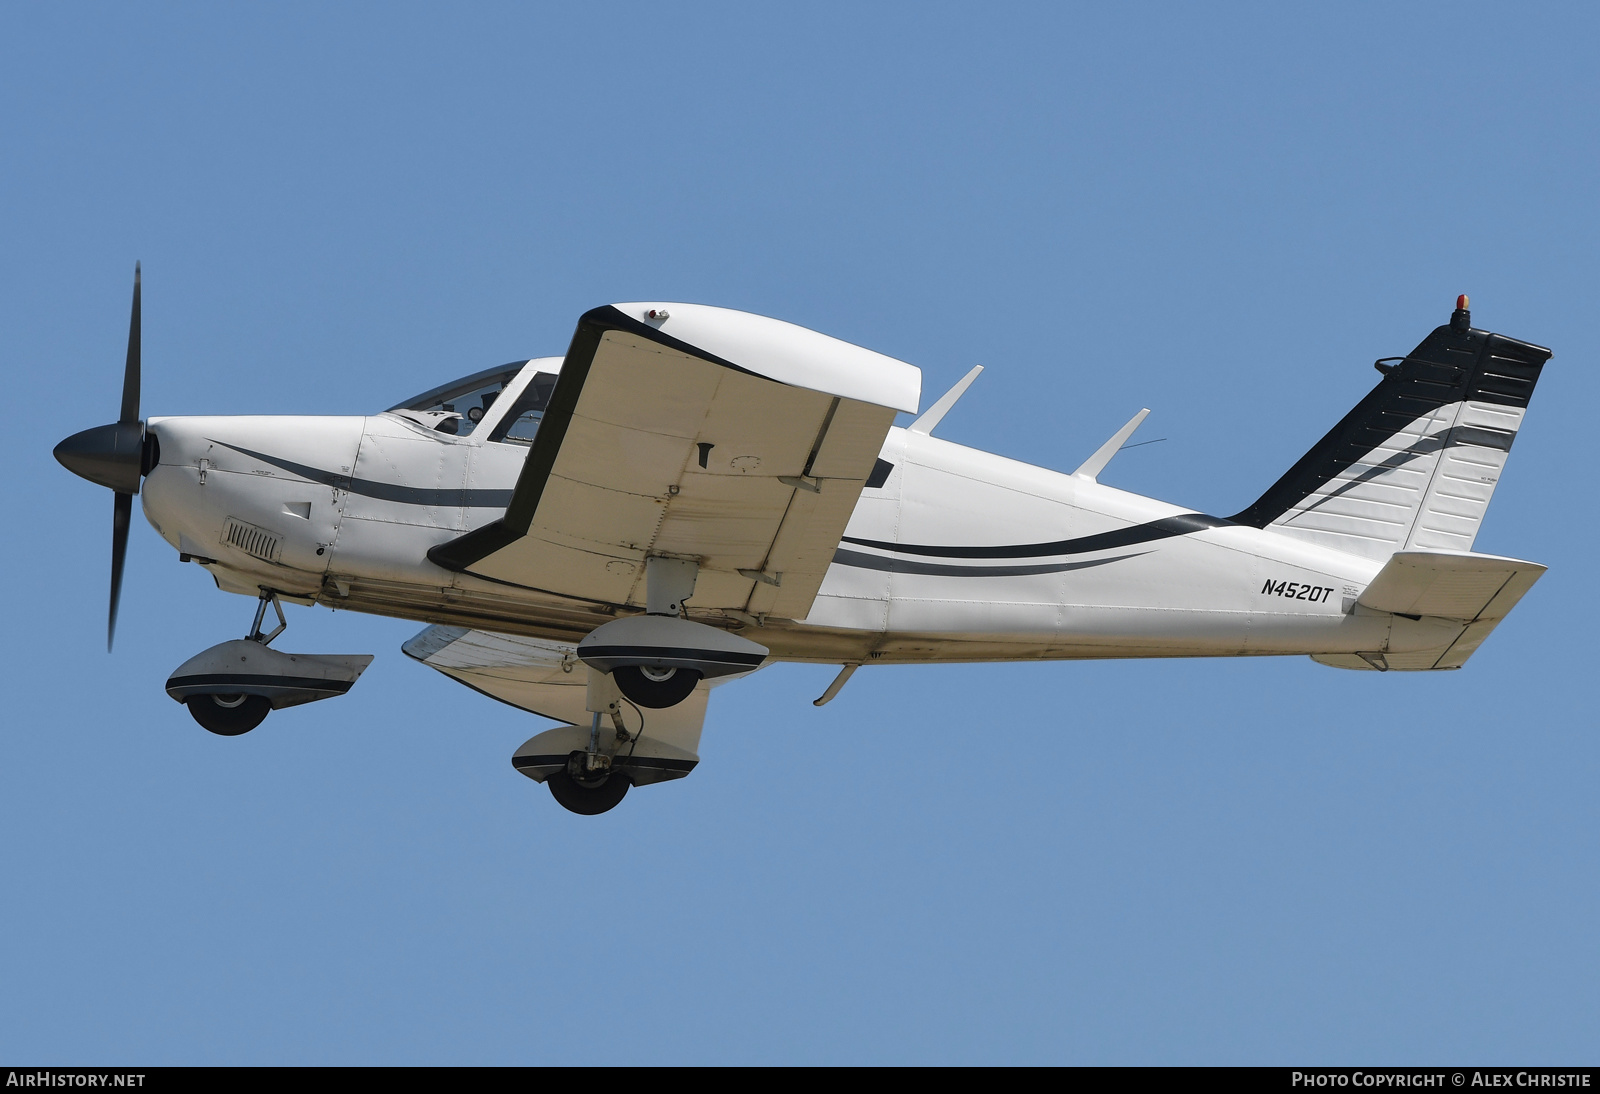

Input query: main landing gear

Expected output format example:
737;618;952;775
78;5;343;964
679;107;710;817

551;695;635;815
546;746;632;815
520;558;766;815
611;664;701;708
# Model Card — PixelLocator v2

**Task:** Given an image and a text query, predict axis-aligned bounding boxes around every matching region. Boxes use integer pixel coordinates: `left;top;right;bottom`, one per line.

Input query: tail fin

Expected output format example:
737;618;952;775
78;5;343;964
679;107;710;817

1231;301;1551;560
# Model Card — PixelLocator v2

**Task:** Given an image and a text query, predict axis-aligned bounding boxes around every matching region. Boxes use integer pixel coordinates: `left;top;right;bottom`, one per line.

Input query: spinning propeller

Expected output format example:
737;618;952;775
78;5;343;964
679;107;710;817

53;264;156;650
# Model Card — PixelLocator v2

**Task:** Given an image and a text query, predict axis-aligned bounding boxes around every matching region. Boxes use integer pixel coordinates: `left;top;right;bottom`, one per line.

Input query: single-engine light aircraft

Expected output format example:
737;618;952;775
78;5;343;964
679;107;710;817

55;270;1552;814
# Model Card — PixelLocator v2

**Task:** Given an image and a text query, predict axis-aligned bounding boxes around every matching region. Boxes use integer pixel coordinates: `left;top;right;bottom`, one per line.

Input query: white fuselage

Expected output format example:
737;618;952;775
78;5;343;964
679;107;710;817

139;378;1450;665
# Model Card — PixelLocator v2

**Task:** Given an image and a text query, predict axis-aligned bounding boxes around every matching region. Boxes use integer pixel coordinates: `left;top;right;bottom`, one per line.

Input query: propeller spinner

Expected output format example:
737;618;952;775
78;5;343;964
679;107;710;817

53;264;155;650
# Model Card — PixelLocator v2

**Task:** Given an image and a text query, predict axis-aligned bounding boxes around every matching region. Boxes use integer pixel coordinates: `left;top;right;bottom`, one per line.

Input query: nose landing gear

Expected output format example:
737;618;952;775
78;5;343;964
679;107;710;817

179;591;288;735
166;589;374;736
185;693;272;735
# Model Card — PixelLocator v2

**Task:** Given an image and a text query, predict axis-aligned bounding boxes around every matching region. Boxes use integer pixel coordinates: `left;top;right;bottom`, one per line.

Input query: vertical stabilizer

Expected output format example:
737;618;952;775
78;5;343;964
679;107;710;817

1231;301;1551;560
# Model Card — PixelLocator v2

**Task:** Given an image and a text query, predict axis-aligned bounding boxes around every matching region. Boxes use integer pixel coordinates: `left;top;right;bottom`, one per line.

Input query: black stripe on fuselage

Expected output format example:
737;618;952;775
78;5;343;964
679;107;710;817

210;440;514;508
840;513;1232;560
832;547;1149;577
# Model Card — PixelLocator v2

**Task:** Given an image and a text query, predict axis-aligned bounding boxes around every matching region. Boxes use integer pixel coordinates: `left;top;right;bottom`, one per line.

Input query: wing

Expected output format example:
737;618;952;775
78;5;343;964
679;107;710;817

428;303;920;620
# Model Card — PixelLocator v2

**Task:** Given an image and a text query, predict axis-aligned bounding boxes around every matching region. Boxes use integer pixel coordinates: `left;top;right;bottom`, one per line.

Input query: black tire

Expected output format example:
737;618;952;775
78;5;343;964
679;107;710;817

547;765;631;815
185;694;271;736
612;665;702;709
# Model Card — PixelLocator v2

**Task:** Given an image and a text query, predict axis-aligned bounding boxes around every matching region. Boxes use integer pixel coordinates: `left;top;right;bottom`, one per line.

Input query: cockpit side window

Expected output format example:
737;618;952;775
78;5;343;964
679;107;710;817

487;372;559;445
388;362;528;437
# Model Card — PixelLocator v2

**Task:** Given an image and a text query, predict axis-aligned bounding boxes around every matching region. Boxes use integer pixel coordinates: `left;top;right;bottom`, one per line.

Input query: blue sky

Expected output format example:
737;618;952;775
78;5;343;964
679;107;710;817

3;2;1596;1064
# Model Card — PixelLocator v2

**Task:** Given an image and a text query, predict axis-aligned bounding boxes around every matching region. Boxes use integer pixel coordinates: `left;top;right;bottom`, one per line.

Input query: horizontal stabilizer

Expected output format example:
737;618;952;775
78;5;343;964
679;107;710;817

1314;550;1545;671
1357;550;1545;620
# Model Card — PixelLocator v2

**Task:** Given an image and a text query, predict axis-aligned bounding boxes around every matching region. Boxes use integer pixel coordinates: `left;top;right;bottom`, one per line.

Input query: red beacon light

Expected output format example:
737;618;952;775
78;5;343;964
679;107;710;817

1457;294;1470;311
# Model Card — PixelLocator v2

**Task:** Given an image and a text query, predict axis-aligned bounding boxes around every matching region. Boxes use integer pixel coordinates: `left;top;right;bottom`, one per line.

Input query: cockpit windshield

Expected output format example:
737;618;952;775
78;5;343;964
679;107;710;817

387;363;528;437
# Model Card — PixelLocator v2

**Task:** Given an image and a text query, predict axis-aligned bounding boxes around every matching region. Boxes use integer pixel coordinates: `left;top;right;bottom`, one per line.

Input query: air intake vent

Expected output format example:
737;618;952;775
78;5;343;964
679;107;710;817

223;518;282;562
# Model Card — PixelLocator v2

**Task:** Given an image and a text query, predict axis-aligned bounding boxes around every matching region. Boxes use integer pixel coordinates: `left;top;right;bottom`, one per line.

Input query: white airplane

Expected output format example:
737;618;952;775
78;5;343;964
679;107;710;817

56;268;1552;814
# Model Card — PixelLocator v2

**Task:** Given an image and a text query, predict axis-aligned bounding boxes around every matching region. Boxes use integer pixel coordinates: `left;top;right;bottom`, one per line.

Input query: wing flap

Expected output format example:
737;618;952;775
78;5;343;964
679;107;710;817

748;484;871;617
808;400;900;479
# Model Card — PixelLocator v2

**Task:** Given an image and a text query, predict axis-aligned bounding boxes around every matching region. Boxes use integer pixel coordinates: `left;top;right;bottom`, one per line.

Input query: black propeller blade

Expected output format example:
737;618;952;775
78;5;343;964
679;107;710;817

110;491;132;651
108;263;140;650
122;263;140;426
53;263;145;651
